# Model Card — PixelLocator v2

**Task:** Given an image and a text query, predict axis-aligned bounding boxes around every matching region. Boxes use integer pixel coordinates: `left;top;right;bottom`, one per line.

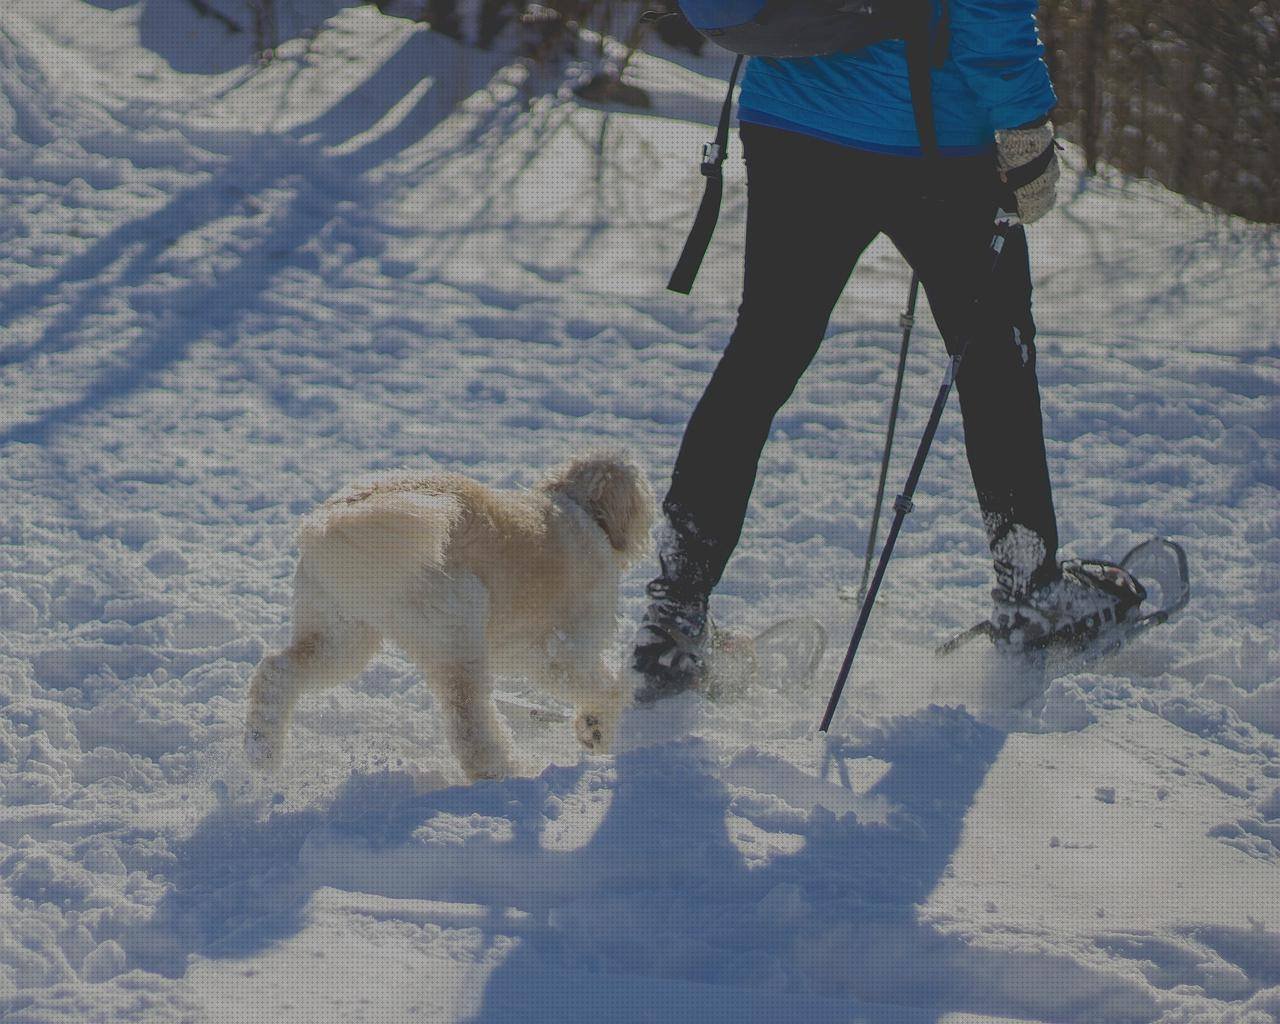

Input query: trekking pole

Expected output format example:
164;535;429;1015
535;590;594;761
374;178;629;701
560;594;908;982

821;209;1018;734
856;272;921;602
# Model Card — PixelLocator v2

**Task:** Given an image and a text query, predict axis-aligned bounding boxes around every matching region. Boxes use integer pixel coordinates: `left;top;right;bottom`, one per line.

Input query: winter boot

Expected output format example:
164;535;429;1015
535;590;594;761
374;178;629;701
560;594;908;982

631;523;715;704
631;579;711;703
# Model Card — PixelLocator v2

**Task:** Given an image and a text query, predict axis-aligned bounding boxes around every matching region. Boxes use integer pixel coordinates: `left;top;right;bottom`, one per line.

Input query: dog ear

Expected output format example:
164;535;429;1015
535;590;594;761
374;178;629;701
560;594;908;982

554;457;655;564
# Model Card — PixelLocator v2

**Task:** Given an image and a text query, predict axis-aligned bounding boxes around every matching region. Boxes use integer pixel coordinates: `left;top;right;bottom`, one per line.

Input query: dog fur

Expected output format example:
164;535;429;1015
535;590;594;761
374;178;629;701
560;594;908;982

244;455;654;781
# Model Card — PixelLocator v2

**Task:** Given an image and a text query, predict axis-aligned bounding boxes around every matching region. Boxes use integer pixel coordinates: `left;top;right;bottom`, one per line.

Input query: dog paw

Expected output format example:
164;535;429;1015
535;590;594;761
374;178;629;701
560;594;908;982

465;763;513;783
574;711;606;752
244;727;278;771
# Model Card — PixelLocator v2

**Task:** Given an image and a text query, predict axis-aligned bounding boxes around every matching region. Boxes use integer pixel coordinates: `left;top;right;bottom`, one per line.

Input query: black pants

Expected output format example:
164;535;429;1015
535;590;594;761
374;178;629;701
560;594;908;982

662;122;1059;597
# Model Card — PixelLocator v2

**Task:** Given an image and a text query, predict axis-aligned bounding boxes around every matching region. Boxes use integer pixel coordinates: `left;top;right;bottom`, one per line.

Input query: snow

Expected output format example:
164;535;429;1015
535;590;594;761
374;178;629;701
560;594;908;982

1;2;1278;1022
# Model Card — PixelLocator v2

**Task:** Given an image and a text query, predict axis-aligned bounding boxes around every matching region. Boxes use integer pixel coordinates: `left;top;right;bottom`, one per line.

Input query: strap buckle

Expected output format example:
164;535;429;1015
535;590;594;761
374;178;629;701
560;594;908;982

700;141;723;177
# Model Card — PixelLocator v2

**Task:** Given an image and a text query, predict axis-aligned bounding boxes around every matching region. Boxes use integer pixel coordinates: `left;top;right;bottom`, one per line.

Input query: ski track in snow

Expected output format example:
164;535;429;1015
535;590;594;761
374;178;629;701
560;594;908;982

1;2;1278;1022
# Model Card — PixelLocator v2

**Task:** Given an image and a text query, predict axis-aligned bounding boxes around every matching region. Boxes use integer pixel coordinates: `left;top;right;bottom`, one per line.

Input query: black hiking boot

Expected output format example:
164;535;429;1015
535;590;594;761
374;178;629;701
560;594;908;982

631;578;711;704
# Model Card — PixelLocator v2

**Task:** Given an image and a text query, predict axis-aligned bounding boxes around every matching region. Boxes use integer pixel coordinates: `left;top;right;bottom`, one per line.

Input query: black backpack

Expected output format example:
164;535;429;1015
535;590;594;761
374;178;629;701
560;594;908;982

645;1;949;292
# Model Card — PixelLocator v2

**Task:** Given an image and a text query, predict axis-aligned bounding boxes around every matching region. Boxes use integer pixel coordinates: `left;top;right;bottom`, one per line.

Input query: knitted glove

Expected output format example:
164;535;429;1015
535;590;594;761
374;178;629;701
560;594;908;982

995;120;1060;225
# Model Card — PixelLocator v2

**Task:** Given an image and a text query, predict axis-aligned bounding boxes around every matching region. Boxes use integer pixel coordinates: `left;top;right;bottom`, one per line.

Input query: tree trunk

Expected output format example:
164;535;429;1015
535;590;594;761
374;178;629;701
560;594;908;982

1080;0;1108;173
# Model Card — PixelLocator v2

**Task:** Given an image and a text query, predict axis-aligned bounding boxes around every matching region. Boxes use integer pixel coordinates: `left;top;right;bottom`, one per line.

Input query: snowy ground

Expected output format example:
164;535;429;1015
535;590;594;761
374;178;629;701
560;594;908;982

1;3;1278;1022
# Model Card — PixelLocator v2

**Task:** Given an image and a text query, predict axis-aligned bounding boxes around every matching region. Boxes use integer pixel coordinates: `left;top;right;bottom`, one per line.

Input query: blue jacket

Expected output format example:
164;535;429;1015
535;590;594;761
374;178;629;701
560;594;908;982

736;0;1056;156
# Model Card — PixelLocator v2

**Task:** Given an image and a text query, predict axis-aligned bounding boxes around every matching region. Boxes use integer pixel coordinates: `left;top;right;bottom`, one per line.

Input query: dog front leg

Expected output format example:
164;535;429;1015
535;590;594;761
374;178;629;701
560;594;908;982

571;666;626;754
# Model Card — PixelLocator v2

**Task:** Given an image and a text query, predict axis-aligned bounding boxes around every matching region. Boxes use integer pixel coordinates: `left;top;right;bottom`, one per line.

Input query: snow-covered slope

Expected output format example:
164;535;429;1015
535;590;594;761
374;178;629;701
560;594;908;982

1;3;1278;1022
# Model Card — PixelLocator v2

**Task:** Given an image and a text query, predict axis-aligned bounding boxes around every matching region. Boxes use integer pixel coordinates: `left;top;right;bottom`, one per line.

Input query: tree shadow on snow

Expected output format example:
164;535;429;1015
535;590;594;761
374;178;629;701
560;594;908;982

0;17;740;448
0;29;515;447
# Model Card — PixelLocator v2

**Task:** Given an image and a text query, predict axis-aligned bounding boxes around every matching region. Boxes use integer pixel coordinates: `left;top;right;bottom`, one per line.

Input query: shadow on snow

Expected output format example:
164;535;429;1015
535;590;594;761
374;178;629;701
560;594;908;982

119;706;1161;1022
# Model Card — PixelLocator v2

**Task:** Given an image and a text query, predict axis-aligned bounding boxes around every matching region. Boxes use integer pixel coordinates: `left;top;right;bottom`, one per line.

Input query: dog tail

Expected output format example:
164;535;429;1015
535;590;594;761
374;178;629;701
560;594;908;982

297;489;461;603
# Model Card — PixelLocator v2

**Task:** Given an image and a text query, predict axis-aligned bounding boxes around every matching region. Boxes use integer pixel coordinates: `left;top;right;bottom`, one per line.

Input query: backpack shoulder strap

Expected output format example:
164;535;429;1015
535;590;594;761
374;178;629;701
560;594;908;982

668;54;746;294
932;0;951;67
905;0;942;164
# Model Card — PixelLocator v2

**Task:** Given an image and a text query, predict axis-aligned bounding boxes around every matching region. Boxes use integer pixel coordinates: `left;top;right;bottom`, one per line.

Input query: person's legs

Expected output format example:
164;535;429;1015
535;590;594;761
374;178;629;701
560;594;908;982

634;124;881;699
883;157;1060;599
660;123;882;592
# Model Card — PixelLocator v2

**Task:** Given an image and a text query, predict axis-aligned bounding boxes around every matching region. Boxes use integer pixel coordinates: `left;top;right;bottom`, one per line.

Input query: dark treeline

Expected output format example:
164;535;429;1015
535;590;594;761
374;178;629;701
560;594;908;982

1039;0;1279;222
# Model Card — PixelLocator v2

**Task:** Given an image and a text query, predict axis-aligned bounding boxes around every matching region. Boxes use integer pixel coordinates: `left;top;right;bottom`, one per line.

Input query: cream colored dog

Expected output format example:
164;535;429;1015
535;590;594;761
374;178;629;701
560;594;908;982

244;455;654;781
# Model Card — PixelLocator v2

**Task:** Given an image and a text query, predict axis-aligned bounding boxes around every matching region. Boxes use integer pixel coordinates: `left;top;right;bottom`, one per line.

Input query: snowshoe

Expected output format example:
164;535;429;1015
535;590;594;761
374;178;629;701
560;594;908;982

937;537;1189;671
701;617;828;700
498;614;826;720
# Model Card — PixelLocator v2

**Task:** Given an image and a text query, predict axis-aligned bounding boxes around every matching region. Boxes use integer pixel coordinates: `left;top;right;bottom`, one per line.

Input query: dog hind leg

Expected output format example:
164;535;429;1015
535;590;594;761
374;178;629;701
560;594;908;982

245;609;380;771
